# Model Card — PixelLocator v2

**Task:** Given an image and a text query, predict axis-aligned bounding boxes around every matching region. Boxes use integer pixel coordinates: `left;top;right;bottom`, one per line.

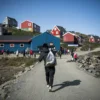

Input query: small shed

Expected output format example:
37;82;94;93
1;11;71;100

31;32;60;51
0;35;32;53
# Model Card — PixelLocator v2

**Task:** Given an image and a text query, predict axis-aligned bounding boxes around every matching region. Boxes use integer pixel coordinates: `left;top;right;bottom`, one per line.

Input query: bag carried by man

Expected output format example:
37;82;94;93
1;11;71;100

46;50;57;67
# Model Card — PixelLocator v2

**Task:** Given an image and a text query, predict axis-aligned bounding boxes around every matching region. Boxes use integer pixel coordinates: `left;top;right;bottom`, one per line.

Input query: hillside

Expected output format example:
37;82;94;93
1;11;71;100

7;27;40;36
5;28;100;51
60;31;100;50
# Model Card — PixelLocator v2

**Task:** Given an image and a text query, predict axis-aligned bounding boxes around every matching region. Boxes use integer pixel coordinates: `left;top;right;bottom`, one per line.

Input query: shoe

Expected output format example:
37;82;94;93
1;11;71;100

48;86;52;92
47;85;49;88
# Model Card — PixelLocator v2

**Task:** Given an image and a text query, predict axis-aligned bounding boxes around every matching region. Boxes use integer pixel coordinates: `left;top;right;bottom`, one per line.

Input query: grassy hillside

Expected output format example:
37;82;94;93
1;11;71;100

81;41;100;51
7;27;40;36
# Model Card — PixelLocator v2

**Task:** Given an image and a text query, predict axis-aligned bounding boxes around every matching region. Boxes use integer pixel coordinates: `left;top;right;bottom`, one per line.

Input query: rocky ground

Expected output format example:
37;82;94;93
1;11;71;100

77;51;100;77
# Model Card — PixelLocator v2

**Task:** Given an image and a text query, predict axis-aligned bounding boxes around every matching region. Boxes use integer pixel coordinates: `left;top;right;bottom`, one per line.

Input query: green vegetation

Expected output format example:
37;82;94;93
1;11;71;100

8;27;40;36
0;57;37;85
91;51;100;55
81;42;100;51
25;58;37;67
0;57;37;67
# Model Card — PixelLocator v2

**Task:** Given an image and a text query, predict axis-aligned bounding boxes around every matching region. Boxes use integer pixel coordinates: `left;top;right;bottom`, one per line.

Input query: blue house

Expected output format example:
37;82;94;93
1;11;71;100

31;32;60;51
0;32;60;53
0;35;32;53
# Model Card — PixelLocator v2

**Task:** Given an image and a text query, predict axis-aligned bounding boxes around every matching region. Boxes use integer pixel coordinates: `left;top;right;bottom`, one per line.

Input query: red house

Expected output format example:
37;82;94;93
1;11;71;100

51;26;66;38
21;20;40;32
89;36;95;43
63;32;78;44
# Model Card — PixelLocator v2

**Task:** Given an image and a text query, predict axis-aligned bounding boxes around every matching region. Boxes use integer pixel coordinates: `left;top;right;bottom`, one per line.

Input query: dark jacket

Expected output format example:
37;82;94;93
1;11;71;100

71;49;74;56
38;47;49;66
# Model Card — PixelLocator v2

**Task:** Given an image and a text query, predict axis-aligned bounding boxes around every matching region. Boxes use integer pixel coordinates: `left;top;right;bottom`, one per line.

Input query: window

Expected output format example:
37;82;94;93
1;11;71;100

20;44;24;47
56;31;59;34
92;39;94;42
10;44;14;47
28;23;31;26
34;24;36;28
0;44;4;47
49;43;53;46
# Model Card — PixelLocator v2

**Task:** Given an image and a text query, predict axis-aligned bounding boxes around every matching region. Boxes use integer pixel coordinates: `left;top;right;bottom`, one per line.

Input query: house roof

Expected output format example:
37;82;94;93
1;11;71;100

63;32;76;36
88;35;100;39
31;32;60;51
21;20;33;24
0;35;33;42
56;26;66;33
93;36;100;39
63;32;80;39
6;16;17;22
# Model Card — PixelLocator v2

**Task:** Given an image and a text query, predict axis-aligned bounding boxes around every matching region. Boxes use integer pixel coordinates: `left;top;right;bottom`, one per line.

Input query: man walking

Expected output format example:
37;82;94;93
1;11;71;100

38;43;56;92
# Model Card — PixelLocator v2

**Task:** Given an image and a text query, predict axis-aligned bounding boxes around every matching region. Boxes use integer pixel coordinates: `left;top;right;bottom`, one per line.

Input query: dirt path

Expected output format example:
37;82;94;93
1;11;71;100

3;53;100;100
76;47;100;56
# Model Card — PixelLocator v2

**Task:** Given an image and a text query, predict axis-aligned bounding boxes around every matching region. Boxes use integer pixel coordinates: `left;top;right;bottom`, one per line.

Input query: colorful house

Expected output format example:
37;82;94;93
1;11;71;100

51;25;66;38
0;35;32;53
3;16;18;27
89;35;100;43
31;32;60;51
89;36;95;43
21;20;40;33
63;32;78;44
0;32;60;52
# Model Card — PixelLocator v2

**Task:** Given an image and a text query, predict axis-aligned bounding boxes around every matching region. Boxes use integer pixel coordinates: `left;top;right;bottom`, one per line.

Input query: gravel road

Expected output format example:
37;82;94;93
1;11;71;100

5;53;100;100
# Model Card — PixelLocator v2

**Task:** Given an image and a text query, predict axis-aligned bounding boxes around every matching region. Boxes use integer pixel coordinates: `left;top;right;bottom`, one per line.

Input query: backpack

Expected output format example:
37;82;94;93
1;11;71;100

45;50;57;67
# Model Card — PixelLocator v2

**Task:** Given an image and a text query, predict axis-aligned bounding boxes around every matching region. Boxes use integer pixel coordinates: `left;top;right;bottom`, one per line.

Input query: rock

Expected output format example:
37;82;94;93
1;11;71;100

88;70;93;73
77;56;84;63
93;55;100;59
81;60;86;64
97;60;100;63
78;53;100;77
89;65;95;69
79;64;84;68
96;72;100;76
25;67;30;72
30;65;34;69
14;71;23;78
84;55;90;61
85;67;89;70
83;63;87;66
92;58;99;63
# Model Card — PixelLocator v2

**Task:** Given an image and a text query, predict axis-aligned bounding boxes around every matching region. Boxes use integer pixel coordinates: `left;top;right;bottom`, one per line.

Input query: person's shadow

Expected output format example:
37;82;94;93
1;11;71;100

52;80;81;92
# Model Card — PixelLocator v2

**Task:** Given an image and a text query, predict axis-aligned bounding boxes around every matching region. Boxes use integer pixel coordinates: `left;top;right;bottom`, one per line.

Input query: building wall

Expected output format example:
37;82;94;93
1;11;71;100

63;33;74;42
33;23;40;32
3;17;17;27
21;21;40;32
0;26;3;35
21;21;33;32
89;38;95;43
21;21;33;28
31;32;60;51
51;26;60;38
0;42;31;52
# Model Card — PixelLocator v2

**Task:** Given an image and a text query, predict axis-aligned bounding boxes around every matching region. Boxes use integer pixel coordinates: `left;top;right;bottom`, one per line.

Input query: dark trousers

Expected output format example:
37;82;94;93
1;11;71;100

45;67;55;87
